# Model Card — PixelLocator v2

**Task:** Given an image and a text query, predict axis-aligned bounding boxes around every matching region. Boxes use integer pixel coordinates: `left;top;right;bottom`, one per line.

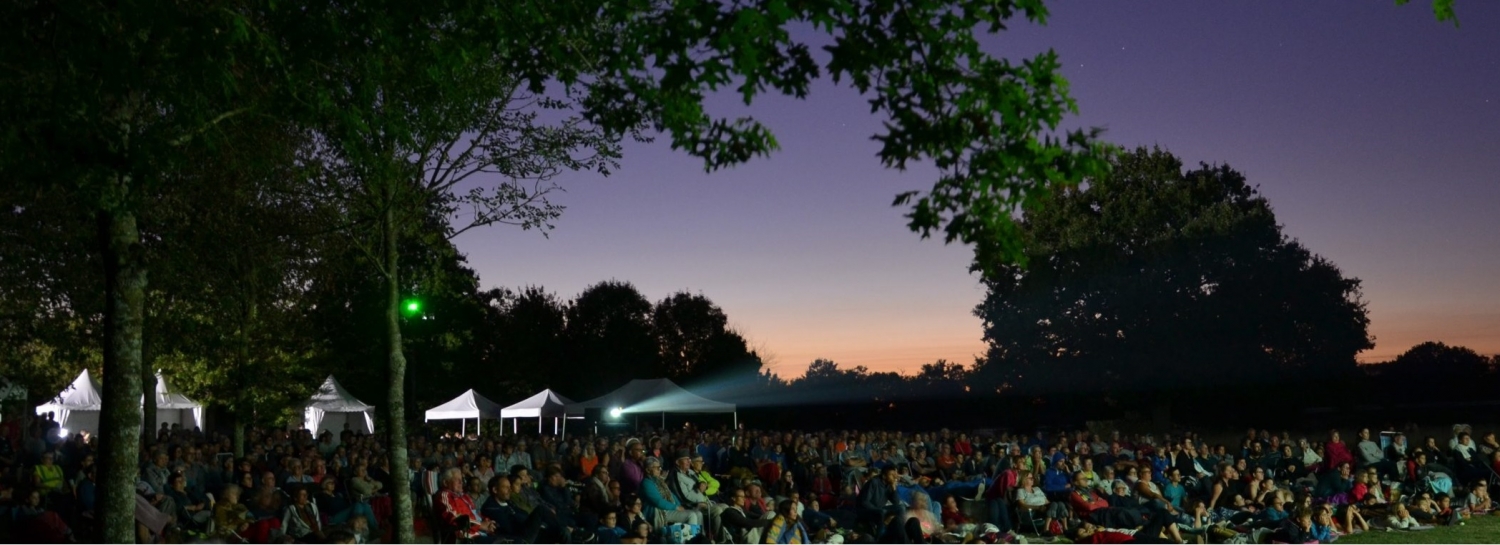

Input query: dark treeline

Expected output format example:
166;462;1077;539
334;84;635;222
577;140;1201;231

8;148;1499;433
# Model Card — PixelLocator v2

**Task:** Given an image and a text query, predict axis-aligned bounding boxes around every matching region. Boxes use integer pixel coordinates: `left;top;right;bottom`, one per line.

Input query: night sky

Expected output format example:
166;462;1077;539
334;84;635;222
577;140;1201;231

454;1;1500;377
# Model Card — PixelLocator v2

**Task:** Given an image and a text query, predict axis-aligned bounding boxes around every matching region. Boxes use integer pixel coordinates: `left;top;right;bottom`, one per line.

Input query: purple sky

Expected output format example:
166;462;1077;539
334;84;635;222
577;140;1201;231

455;1;1500;377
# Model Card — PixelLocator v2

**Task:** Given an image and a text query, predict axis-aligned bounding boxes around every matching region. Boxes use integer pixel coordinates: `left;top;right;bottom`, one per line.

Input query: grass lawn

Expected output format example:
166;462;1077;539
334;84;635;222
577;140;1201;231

1337;514;1500;544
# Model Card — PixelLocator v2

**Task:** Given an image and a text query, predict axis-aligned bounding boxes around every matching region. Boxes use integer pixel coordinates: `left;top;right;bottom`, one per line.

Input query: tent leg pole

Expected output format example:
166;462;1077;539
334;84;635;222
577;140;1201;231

734;411;738;429
462;420;466;436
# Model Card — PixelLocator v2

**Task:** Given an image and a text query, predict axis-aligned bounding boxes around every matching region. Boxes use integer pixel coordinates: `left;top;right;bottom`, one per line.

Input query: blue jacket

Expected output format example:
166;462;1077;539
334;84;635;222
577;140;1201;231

641;477;680;521
1041;468;1070;495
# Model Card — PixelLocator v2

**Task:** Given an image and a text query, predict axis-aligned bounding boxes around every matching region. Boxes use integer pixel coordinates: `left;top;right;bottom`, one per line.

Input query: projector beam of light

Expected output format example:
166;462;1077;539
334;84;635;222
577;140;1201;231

609;407;623;419
685;370;976;410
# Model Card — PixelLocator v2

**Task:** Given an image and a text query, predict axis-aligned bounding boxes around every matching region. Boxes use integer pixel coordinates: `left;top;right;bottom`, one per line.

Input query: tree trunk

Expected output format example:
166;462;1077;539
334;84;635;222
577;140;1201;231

233;416;246;458
141;332;157;447
232;273;257;459
383;181;415;544
97;205;146;544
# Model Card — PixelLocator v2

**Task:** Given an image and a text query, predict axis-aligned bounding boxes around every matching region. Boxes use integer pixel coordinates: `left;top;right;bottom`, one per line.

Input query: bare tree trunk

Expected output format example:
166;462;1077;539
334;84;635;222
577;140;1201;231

97;204;146;544
384;181;415;543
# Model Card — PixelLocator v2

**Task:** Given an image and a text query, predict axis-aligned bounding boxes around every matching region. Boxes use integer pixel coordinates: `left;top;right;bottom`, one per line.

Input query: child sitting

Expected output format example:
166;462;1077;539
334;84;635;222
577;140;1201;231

1467;482;1494;516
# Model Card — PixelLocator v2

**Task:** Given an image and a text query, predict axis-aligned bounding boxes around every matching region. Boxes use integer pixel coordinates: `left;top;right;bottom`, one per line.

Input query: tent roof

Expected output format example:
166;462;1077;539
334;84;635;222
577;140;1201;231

152;372;202;410
306;375;374;412
501;389;574;419
567;379;734;414
36;370;103;412
425;389;503;421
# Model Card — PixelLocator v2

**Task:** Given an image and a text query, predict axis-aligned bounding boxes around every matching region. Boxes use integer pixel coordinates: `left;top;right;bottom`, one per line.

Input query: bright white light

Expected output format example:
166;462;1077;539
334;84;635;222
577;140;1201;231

609;407;623;419
57;428;69;438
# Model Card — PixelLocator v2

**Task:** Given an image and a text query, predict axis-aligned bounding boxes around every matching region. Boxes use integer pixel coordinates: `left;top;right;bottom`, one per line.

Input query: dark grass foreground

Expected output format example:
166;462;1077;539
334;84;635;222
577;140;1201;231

1338;513;1500;544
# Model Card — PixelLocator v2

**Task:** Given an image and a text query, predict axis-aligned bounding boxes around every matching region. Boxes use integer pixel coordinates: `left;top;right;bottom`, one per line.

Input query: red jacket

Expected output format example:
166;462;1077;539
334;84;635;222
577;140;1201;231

1081;530;1135;544
1070;490;1110;517
1325;442;1354;471
942;507;968;527
436;490;484;540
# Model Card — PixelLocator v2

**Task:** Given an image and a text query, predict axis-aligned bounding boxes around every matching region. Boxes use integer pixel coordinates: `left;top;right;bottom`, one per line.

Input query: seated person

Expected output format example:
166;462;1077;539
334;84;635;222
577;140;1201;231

214;484;281;544
1040;461;1072;500
1014;471;1067;535
1067;472;1110;520
165;472;213;529
314;476;379;534
281;487;324;543
1313;462;1355;502
246;471;286;520
764;499;811;544
6;488;73;543
435;468;498;543
621;519;651;545
720;486;773;544
595;510;626;544
800;498;842;535
1467;482;1494;516
32;452;66;498
480;475;544;544
857;466;901;531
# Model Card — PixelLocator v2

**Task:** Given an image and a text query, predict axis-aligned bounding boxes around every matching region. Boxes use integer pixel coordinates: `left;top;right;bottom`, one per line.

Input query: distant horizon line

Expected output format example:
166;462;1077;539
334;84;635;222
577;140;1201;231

757;351;1500;377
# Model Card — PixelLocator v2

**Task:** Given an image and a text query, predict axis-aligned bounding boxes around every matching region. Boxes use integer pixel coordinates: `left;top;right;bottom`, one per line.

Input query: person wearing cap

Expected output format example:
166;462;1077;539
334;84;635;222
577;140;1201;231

641;457;704;528
668;451;709;507
690;454;721;498
669;449;721;538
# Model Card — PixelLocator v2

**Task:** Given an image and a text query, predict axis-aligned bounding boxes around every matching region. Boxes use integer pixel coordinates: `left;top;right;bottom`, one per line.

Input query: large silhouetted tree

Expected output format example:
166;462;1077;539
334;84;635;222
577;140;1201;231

1373;341;1494;399
973;148;1373;396
492;287;570;394
653;292;760;385
564;281;662;399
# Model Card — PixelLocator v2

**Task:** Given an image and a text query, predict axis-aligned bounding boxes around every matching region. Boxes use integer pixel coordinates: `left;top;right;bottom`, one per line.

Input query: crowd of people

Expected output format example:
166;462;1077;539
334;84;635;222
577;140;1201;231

3;414;1500;544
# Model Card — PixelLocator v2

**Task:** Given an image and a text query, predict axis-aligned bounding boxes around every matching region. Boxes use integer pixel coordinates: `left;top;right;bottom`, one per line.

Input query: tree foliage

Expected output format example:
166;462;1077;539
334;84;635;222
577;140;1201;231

653;292;760;386
563;281;662;400
972;148;1373;396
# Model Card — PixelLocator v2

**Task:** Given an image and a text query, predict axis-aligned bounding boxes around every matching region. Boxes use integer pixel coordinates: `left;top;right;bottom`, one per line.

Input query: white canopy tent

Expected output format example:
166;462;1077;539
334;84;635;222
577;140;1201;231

302;375;375;441
145;372;205;432
424;389;502;436
500;389;576;436
35;370;103;436
568;378;737;428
